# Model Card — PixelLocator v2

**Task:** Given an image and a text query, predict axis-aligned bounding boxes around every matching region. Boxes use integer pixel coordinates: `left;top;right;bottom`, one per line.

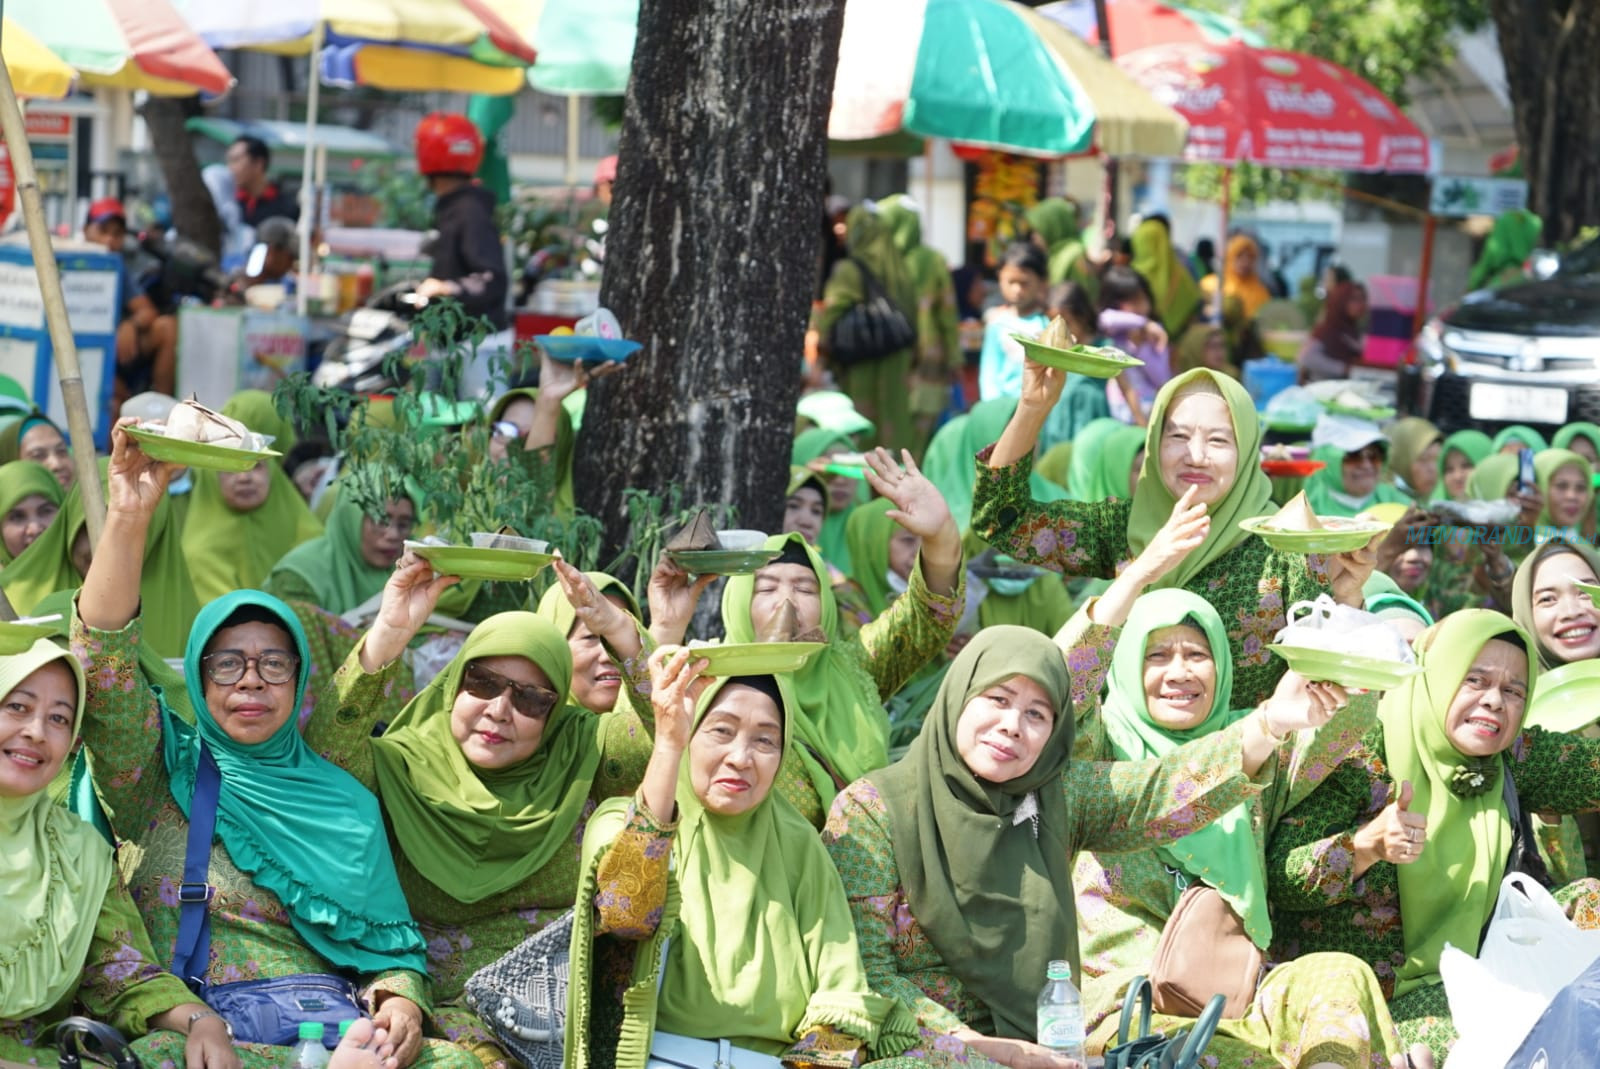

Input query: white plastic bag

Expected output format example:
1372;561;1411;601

1442;874;1600;1069
1274;594;1415;663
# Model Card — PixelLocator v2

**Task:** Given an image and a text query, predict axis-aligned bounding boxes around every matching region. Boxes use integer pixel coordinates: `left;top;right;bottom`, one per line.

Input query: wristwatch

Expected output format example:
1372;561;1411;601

187;1009;234;1041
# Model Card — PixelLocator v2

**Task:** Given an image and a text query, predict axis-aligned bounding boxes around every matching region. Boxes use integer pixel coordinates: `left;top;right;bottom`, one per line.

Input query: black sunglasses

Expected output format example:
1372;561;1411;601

460;662;559;720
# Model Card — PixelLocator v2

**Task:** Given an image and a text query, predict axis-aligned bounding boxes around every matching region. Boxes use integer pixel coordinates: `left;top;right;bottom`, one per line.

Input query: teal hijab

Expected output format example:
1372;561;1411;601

1100;590;1269;947
162;590;426;974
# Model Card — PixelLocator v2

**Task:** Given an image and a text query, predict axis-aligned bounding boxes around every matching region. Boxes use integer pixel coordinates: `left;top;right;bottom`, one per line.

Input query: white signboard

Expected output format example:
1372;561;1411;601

1430;176;1529;217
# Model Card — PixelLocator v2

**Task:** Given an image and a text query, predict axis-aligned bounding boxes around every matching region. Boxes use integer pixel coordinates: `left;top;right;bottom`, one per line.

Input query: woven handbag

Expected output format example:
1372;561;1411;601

463;909;574;1069
1103;976;1225;1069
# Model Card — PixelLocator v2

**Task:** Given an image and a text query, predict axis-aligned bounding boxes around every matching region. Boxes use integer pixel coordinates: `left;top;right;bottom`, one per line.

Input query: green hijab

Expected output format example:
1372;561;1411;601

843;498;899;617
370;612;605;903
1127;370;1275;591
1510;540;1600;670
490;387;576;516
535;571;642;710
221;389;298;454
183;464;324;605
867;626;1076;1039
0;460;62;565
267;492;417;616
1364;572;1435;630
1435;430;1494;502
1025;198;1088;286
722;534;889;805
1100;590;1267;946
0;411;62;466
1387;418;1443;497
1131;218;1202;331
163;590;426;974
1035;442;1073;491
0;637;111;1020
567;676;916;1069
921;398;1069;532
1552;423;1600;461
0;462;198;657
1489;425;1548;454
1468;210;1542;291
1468;452;1519;501
793;426;864;573
1304;445;1412;518
1533;448;1593;529
1065;418;1145;502
1378;609;1536;999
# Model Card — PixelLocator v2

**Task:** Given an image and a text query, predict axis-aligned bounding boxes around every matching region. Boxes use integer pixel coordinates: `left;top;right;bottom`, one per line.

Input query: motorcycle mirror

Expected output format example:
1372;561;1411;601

1530;248;1561;280
245;242;268;278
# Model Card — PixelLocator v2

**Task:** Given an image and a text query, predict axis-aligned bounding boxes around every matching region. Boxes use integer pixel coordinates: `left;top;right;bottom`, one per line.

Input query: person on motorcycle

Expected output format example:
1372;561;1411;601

412;113;509;331
83;199;176;412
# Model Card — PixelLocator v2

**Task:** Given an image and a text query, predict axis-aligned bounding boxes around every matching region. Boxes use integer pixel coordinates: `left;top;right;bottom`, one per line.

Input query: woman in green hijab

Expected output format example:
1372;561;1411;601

0;636;245;1069
1468;209;1542;291
1268;609;1600;1062
488;384;577;517
1051;517;1400;1065
1130;217;1202;334
565;650;937;1069
1532;447;1595;542
73;427;468;1069
222;389;298;454
824;622;1332;1062
1490;424;1548;455
1553;422;1600;468
307;555;658;1069
0;410;74;489
0;459;62;565
815;203;919;456
880;194;963;451
1434;429;1492;502
1026;197;1097;295
977;365;1370;707
921;398;1069;533
265;492;417;614
793;425;869;574
535;567;644;713
1386;417;1444;499
1064;418;1145;502
183;458;323;605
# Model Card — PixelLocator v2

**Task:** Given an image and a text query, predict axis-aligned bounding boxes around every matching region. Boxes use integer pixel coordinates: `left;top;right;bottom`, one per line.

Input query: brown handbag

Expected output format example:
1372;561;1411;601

1149;885;1266;1020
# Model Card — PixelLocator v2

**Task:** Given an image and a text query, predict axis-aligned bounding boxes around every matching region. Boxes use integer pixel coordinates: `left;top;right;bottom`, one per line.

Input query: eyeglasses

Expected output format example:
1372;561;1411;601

461;662;559;720
492;421;524;441
1345;447;1385;466
202;651;299;686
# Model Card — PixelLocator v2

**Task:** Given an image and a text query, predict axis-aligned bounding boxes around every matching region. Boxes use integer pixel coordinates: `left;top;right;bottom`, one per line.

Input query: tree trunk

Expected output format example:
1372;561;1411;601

139;95;222;257
574;0;847;582
1490;0;1600;243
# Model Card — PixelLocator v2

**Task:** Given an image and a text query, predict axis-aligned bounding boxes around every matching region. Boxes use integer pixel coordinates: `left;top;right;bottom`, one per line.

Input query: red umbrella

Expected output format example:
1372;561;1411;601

1118;41;1430;173
1040;0;1265;53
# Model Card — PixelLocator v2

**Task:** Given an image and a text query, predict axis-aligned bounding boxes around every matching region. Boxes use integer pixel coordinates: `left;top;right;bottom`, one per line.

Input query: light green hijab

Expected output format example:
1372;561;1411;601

163;590;427;974
1533;448;1593;529
921;398;1069;532
1552;423;1600;461
0;637;110;1020
1489;425;1548;455
843;203;917;317
535;571;642;711
1305;445;1412;518
1131;217;1202;331
565;675;917;1069
1510;540;1600;670
370;612;605;903
1127;370;1275;591
842;497;898;617
1386;417;1443;497
722;534;889;807
183;464;324;605
1379;610;1536;998
0;460;63;565
867;626;1076;1039
1101;590;1268;946
267;491;417;615
1468;453;1519;501
1435;430;1494;502
793;426;864;574
1065;418;1145;502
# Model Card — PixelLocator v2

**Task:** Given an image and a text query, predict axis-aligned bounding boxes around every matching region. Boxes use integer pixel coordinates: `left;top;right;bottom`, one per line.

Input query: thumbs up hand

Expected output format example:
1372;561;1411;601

1354;780;1429;873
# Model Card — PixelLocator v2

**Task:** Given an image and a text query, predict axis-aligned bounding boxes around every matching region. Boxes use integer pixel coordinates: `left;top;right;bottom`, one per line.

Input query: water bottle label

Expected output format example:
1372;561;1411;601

1037;1009;1084;1048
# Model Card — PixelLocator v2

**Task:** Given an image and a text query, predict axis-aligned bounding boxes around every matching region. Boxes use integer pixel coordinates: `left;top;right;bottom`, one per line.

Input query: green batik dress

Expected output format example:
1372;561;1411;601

972;448;1335;708
1;868;197;1067
1059;610;1404;1068
1267;722;1600;1062
68;612;476;1069
309;639;659;1069
822;721;1269;1041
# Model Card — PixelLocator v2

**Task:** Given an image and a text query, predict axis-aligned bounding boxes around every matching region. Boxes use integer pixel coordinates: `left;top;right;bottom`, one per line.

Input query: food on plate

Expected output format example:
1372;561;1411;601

1038;315;1077;350
1275;595;1417;665
756;598;827;644
665;509;720;552
152;398;266;451
1262;491;1325;532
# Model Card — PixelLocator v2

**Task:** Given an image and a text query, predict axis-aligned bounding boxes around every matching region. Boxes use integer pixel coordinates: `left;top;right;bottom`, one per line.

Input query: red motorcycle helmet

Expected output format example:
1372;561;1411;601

415;113;484;177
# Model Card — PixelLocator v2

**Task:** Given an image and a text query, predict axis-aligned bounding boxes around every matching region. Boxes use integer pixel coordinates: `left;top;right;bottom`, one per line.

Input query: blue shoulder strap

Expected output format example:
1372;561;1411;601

171;745;220;993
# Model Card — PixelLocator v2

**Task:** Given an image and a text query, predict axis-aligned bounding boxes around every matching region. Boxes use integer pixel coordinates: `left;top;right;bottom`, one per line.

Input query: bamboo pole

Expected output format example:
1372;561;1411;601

0;51;107;572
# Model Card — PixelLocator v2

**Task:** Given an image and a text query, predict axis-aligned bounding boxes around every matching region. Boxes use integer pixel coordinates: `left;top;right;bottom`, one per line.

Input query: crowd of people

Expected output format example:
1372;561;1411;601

2;179;1591;1069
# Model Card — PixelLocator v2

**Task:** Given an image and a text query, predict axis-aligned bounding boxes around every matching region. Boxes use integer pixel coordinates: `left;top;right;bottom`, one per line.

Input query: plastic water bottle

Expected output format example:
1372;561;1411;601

1037;959;1086;1063
291;1023;330;1069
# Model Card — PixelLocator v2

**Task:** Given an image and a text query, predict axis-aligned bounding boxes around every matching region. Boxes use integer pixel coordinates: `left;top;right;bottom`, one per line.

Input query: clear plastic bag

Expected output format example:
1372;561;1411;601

1273;594;1415;663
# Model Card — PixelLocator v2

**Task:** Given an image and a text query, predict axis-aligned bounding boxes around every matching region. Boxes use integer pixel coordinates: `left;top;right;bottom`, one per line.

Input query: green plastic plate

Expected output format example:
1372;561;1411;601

1012;336;1144;379
1529;660;1600;734
407;543;556;581
1324;403;1396;421
680;641;826;676
126;425;281;473
1239;515;1391;554
1269;644;1421;692
0;620;59;655
666;547;782;576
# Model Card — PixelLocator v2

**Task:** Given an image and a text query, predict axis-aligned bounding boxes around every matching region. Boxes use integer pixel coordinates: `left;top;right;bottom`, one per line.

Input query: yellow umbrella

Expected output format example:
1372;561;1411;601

2;18;76;99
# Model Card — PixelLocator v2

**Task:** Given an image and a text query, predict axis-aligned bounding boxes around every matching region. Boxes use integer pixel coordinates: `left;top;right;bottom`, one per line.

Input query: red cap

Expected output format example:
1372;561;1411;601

414;113;484;177
87;197;126;225
594;155;618;185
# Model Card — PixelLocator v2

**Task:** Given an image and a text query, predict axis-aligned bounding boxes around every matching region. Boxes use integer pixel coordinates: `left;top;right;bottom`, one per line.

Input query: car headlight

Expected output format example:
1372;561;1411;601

1415;319;1456;376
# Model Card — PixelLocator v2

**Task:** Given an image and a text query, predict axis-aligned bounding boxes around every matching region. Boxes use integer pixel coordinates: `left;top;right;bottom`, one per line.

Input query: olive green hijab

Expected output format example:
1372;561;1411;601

0;411;61;466
370;612;604;903
1065;418;1145;501
1387;417;1442;497
1533;448;1592;529
266;492;416;615
183;463;324;605
1468;452;1519;501
1025;198;1089;288
1510;540;1600;670
1131;218;1202;331
1379;610;1536;999
842;497;898;617
0;460;62;565
867;626;1076;1039
1127;370;1275;591
843;203;917;317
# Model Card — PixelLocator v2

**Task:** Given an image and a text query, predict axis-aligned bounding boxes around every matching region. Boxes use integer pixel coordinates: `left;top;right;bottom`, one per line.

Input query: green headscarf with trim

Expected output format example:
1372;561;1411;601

1378;609;1536;999
1434;430;1493;502
866;626;1076;1039
1127;370;1274;590
370;612;605;903
0;637;110;1020
1489;425;1548;455
221;389;297;454
722;533;890;805
266;491;418;616
183;464;324;605
489;387;576;517
1100;590;1267;946
1065;418;1145;502
0;460;62;565
162;590;427;974
565;675;917;1069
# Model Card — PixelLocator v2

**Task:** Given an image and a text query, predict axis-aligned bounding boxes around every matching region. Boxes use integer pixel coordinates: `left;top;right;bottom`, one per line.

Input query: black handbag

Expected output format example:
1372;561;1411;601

828;258;916;367
1103;975;1226;1069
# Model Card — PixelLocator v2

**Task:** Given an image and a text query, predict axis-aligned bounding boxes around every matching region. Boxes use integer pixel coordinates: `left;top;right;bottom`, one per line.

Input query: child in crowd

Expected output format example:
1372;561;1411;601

977;242;1050;402
1098;265;1173;424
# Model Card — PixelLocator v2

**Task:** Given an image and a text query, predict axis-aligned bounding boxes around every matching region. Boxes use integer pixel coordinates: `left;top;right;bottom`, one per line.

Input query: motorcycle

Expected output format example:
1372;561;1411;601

311;281;428;394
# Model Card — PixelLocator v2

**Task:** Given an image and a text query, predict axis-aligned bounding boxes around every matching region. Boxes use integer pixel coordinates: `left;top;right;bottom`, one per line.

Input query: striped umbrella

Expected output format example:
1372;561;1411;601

8;0;233;96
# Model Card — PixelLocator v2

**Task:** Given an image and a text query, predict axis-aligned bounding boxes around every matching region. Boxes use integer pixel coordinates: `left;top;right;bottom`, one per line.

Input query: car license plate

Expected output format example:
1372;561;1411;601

1468;383;1568;424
